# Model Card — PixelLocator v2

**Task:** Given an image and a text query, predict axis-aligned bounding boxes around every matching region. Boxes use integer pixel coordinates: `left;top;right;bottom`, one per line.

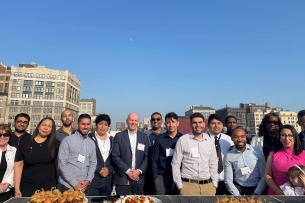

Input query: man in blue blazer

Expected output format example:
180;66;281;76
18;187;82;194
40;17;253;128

112;112;150;195
86;114;114;196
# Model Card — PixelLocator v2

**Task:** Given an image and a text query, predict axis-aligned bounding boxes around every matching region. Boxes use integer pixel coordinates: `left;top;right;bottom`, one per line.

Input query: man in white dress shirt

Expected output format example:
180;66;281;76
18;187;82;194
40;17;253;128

204;114;234;195
172;113;218;195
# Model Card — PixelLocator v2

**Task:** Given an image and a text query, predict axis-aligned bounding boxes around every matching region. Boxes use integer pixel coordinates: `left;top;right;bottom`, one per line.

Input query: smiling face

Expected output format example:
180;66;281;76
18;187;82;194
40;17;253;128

126;113;139;133
0;129;10;146
96;120;109;136
78;118;91;135
227;118;237;132
231;128;247;151
38;119;53;138
280;128;295;149
61;110;73;127
14;116;29;133
151;114;162;129
165;117;179;134
208;119;223;135
191;117;205;136
266;116;280;134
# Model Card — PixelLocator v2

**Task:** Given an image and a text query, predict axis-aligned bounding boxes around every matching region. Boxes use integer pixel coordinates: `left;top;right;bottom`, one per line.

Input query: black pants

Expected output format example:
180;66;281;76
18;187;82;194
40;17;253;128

0;191;11;202
86;175;113;196
154;175;179;195
216;181;231;195
144;162;155;195
115;181;144;196
233;182;256;195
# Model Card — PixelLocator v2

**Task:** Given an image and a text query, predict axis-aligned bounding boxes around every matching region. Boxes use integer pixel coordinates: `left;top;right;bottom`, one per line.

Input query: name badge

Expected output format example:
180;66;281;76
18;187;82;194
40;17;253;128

191;148;199;158
137;143;145;151
166;148;174;157
241;166;251;175
78;154;85;163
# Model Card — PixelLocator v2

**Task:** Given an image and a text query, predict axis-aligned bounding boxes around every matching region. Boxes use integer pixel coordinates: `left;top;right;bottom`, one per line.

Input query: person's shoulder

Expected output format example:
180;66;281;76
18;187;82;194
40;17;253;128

8;144;17;153
115;130;126;137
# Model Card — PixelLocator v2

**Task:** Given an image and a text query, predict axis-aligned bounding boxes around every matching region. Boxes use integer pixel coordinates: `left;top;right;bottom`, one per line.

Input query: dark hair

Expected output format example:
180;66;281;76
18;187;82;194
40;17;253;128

15;113;30;122
231;127;245;135
208;114;222;124
29;117;57;158
165;112;178;121
0;124;13;139
190;113;204;122
225;116;237;124
151;112;162;119
297;110;305;120
95;114;111;126
274;125;303;156
78;114;91;123
258;113;283;137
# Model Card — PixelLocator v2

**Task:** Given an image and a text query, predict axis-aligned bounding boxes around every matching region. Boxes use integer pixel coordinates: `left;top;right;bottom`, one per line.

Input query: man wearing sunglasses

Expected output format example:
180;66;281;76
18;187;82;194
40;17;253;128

144;112;166;195
9;113;31;148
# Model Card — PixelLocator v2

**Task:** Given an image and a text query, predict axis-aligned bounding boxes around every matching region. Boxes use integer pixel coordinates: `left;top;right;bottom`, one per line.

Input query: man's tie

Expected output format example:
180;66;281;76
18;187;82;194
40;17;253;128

215;135;223;173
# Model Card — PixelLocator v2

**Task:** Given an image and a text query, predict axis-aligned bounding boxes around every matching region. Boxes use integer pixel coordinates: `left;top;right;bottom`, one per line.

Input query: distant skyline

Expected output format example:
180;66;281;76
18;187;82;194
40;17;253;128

1;0;304;125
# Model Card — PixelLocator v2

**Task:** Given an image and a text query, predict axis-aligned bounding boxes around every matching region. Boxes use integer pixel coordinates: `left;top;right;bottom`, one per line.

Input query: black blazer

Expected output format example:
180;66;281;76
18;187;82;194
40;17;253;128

88;132;114;177
112;130;149;185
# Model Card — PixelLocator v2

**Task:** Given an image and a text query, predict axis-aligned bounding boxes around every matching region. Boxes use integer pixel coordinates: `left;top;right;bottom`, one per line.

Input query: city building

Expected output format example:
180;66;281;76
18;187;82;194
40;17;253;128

247;108;301;135
0;93;8;123
240;102;270;114
216;104;247;129
5;63;81;133
185;105;215;118
79;98;96;116
143;117;151;131
0;62;11;93
116;120;126;131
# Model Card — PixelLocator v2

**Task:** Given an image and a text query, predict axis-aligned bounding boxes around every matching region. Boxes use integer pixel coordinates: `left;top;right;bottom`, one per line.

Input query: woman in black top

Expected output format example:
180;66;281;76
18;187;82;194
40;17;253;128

14;117;60;197
0;124;17;202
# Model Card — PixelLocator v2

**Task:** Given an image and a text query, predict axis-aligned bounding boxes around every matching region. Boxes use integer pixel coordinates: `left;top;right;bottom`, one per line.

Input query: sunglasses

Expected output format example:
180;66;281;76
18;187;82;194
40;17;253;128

267;120;279;125
0;133;10;137
151;118;161;122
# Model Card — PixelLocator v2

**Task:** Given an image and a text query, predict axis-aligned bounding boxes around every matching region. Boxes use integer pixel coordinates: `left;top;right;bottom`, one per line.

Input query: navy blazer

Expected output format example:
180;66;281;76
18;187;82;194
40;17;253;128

88;132;114;177
112;130;149;185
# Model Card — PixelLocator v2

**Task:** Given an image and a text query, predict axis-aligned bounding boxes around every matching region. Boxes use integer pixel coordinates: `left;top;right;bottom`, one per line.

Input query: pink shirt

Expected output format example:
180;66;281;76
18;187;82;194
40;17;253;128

268;149;305;195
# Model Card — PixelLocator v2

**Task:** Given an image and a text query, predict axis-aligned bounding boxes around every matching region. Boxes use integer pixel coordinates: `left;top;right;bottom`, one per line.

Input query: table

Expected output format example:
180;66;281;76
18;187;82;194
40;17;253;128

4;195;305;203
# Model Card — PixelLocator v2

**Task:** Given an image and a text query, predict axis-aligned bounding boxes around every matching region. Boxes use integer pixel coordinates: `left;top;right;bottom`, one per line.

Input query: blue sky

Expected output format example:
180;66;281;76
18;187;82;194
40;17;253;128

1;0;304;124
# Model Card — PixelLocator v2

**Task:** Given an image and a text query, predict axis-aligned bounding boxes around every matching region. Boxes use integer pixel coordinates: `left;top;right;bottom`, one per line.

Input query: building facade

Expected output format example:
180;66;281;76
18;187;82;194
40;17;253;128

116;120;126;131
0;93;8;124
5;63;81;133
79;98;96;116
216;105;247;129
185;105;215;118
0;62;11;93
247;108;301;135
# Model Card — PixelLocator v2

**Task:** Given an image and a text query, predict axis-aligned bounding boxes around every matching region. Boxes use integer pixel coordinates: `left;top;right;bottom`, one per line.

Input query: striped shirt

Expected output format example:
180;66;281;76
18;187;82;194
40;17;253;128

58;130;97;188
172;132;218;189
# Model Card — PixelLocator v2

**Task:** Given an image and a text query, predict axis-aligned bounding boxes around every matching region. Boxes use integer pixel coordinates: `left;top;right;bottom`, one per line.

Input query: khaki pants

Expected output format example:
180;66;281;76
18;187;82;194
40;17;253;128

180;181;216;196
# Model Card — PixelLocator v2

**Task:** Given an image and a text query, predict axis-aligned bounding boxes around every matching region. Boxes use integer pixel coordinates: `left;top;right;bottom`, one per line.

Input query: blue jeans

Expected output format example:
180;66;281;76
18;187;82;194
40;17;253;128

86;175;113;196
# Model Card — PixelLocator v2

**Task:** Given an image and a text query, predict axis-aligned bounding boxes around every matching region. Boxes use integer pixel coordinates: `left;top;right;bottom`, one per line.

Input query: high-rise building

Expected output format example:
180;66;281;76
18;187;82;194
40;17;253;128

0;92;8;123
5;63;81;133
0;62;11;93
116;120;126;131
247;108;301;135
143;117;151;130
216;104;247;129
79;98;96;116
185;105;215;118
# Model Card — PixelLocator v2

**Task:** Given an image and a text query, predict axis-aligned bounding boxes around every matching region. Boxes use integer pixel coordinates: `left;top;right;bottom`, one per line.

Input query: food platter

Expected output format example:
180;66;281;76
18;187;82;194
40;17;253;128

114;196;162;203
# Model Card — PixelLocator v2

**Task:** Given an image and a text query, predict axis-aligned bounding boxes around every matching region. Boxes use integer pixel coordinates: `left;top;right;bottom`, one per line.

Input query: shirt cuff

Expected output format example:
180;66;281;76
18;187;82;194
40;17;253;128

176;181;183;189
126;169;131;175
212;180;218;188
137;169;142;174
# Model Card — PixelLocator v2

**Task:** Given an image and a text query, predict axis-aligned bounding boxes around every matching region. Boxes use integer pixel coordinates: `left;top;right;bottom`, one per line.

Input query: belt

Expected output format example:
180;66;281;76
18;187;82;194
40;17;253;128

181;178;212;185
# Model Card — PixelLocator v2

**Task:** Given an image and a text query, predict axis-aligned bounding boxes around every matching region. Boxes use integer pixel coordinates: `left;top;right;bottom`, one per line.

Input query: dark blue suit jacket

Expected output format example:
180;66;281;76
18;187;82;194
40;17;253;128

112;130;149;185
88;132;114;177
299;131;305;150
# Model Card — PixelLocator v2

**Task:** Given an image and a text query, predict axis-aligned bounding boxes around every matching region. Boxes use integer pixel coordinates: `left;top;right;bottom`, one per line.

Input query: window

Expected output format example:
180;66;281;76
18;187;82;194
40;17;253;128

18;72;22;77
17;86;20;90
13;79;17;84
0;100;2;105
58;75;61;80
14;72;18;77
25;73;28;77
17;79;21;84
16;93;20;98
11;93;15;98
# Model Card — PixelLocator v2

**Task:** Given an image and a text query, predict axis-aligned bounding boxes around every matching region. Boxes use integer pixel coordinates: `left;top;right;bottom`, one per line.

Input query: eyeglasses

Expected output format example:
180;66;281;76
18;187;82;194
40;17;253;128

16;120;29;125
280;134;294;138
0;133;10;137
267;120;279;125
151;118;161;122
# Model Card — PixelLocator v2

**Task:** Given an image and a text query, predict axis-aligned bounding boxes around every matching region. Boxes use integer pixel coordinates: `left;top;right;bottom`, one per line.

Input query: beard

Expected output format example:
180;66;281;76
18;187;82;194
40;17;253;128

62;120;72;127
14;127;26;134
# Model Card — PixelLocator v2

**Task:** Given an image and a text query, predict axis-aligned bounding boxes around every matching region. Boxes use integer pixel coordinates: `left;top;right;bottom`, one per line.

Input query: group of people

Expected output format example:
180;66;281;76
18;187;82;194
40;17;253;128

0;109;304;202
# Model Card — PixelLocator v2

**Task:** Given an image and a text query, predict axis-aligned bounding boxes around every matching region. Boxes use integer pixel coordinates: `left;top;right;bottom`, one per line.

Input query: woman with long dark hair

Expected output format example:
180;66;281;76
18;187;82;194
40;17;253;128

265;125;305;195
251;113;283;159
14;117;60;197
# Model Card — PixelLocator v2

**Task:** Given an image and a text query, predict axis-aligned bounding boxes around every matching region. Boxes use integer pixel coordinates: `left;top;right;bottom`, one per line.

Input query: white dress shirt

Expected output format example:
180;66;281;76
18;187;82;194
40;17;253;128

205;132;234;181
95;131;111;162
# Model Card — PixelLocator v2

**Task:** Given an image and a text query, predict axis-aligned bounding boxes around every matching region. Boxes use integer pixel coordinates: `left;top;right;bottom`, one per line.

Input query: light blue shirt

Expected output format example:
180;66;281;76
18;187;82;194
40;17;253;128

224;144;266;196
58;130;97;188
